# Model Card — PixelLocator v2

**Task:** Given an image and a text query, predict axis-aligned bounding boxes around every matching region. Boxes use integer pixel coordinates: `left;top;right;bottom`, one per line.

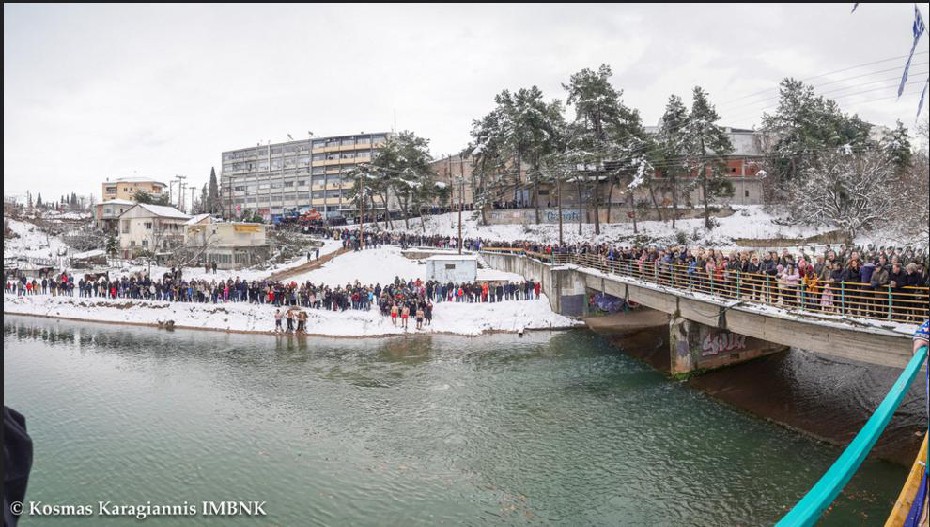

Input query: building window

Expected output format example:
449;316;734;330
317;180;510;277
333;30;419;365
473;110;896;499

745;190;750;197
142;240;148;247
445;264;456;270
144;222;152;230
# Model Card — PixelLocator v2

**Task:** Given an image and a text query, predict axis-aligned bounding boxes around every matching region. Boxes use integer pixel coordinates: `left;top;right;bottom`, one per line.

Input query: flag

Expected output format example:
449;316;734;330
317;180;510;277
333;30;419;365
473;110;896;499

899;5;925;97
918;78;930;121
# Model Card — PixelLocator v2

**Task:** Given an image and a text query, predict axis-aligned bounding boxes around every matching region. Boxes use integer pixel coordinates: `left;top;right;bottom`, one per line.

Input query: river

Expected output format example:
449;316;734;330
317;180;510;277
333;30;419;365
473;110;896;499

3;315;910;525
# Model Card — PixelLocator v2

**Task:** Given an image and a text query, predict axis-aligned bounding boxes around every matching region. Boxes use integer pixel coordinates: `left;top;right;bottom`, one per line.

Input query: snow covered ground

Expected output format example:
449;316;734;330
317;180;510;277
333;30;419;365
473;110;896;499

4;218;73;261
119;237;345;283
2;293;581;337
368;206;835;248
285;245;523;286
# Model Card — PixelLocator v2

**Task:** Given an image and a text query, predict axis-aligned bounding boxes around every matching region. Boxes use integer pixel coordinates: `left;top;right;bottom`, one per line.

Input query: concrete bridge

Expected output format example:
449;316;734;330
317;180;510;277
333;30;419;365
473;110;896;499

481;250;920;372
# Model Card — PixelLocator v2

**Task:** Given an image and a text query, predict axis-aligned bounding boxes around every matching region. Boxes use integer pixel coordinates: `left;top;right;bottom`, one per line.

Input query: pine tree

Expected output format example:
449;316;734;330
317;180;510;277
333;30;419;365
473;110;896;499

563;64;642;234
687;86;734;230
656;95;691;227
880;120;912;176
27;191;33;210
208;167;220;214
35;193;43;208
366;131;435;230
200;184;208;215
761;78;872;193
469;107;509;225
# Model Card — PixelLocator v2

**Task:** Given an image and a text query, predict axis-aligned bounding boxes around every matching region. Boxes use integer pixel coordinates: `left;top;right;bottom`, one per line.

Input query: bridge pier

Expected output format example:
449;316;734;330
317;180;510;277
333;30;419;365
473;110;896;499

669;316;788;375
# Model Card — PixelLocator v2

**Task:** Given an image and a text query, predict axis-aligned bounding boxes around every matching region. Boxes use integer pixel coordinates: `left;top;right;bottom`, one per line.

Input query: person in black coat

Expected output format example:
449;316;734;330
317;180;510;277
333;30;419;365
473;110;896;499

4;406;32;527
888;261;909;318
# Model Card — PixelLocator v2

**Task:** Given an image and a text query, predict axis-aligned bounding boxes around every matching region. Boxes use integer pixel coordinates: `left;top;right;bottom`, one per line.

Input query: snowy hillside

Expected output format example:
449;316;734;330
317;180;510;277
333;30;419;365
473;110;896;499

369;206;835;247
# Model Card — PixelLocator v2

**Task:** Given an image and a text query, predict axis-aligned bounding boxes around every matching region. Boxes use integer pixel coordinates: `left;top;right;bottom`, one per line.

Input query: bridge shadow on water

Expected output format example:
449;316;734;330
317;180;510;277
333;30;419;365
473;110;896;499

594;319;925;467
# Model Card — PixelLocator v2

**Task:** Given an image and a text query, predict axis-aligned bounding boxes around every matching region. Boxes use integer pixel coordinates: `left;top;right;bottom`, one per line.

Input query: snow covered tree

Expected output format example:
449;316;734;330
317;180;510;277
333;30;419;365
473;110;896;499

495;86;566;224
879;120;912;176
655;94;692;227
35;193;43;208
367;131;435;230
469;107;510;225
686;86;734;230
788;148;895;243
563;64;642;234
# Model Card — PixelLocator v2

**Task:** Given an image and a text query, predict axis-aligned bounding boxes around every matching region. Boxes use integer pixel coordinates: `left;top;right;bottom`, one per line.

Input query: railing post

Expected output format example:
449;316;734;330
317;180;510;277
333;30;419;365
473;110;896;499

840;282;846;316
887;287;893;321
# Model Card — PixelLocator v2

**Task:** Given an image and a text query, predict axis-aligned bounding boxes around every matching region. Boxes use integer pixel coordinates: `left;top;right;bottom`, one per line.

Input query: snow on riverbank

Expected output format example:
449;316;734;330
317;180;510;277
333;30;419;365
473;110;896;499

3;293;582;337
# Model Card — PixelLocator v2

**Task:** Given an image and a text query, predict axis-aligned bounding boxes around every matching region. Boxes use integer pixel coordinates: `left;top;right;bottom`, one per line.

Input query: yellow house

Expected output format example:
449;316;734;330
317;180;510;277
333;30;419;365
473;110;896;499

184;216;269;270
102;177;168;202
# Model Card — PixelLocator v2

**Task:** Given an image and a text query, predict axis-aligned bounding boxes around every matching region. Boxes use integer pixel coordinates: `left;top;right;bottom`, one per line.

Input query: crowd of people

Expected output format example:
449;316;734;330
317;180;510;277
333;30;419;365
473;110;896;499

486;241;929;322
5;264;543;334
6;229;927;326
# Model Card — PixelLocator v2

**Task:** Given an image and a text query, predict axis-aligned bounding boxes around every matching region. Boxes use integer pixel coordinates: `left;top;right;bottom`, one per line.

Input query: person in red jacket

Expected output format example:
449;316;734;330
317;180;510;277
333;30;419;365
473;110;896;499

534;281;541;300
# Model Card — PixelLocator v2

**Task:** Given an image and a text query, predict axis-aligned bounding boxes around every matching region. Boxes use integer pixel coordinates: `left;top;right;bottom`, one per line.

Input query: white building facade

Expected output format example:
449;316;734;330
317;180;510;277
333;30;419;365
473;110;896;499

118;204;191;259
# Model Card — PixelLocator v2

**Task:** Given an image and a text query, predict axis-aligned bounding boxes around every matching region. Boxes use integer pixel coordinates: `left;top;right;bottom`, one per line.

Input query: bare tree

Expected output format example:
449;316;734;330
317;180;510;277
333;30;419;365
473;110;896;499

788;149;896;243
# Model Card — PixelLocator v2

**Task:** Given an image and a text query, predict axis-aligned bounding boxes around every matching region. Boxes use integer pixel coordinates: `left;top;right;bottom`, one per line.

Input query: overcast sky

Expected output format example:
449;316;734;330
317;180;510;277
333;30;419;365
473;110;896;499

5;3;929;206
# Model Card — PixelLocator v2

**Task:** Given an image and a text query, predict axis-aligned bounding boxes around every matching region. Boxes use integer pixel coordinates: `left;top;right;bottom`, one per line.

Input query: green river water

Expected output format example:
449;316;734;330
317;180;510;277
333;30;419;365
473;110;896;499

3;315;908;526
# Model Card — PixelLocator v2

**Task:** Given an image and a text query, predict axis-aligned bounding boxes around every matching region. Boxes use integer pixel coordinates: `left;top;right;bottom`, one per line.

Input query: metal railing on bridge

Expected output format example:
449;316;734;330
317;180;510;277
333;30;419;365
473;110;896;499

481;247;929;325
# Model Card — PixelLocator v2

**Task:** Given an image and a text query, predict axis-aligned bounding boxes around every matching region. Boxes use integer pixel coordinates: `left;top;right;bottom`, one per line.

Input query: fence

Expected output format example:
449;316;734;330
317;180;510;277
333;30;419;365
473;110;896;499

481;247;929;324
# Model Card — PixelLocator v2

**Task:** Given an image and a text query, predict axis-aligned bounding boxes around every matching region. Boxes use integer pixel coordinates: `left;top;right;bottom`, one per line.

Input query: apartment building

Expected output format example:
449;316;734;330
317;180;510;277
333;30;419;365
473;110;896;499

101;177;168;202
221;132;392;221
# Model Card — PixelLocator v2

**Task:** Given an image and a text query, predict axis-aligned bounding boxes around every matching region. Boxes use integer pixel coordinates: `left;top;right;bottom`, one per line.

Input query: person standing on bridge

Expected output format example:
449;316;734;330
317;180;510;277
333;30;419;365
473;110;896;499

913;319;929;355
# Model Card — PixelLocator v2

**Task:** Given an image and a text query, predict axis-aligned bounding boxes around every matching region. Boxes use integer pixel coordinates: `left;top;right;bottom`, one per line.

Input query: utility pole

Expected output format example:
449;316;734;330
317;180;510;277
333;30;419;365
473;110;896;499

458;154;465;254
174;175;186;211
359;171;366;249
190;187;196;215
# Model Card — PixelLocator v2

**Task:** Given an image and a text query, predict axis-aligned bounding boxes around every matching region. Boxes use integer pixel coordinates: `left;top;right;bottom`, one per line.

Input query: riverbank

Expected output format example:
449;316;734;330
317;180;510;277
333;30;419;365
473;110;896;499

2;293;582;337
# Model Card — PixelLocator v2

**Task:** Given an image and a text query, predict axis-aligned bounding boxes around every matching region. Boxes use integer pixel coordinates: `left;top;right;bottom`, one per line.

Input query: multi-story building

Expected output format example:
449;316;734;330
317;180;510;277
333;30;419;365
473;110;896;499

437;127;767;214
94;198;135;232
429;153;530;210
101;177;167;202
117;204;191;259
221;132;392;221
